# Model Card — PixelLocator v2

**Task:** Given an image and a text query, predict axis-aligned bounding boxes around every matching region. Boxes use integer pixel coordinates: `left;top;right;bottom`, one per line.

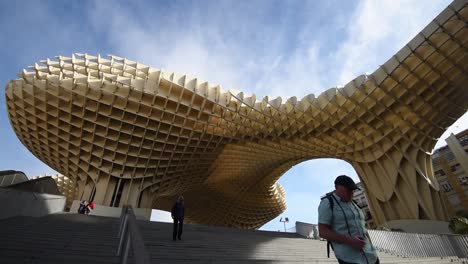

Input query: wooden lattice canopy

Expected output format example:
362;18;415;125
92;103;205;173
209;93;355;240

5;0;468;228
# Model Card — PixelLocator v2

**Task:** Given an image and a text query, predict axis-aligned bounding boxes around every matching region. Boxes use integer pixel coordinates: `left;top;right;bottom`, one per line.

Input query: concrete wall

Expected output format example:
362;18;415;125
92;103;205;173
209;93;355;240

70;200;151;220
295;221;319;239
0;170;28;187
384;219;452;234
7;177;61;195
0;188;66;219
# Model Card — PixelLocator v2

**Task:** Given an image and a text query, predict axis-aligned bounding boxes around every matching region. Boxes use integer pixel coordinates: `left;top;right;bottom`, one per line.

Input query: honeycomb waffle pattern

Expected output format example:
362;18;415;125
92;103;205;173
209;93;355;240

5;0;468;228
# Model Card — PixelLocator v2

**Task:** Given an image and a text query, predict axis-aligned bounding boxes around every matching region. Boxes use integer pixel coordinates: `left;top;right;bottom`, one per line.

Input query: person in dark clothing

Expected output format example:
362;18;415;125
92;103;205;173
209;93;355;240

171;195;185;241
78;200;89;214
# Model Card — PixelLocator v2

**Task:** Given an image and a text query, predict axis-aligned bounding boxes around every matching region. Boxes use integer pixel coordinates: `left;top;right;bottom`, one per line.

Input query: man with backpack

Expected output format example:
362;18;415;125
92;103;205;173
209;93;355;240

318;175;379;264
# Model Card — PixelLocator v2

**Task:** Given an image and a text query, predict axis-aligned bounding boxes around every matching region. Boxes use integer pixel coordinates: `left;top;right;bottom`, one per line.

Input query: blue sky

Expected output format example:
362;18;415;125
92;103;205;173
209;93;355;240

1;0;466;231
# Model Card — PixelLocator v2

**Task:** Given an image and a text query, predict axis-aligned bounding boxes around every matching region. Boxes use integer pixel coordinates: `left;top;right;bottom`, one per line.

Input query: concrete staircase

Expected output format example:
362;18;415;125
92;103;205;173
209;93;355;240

0;214;466;264
0;214;120;263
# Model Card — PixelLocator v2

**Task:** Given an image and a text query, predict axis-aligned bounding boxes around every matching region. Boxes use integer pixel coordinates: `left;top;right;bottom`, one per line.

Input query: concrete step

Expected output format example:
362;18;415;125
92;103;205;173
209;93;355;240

1;214;467;264
0;249;121;264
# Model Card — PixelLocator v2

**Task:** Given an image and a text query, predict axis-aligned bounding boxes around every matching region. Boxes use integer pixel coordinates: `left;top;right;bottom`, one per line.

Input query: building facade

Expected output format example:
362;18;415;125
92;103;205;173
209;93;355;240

4;1;468;228
322;129;468;229
353;182;376;229
432;129;468;216
0;170;28;187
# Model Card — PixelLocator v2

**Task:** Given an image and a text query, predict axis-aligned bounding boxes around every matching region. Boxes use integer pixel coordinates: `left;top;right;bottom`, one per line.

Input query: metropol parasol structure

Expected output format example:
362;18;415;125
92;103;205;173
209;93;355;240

5;0;468;228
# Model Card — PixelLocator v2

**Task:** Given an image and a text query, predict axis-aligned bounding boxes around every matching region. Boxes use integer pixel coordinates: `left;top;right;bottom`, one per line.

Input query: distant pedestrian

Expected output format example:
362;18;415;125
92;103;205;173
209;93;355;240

318;175;379;264
78;200;89;214
86;201;94;215
171;195;185;241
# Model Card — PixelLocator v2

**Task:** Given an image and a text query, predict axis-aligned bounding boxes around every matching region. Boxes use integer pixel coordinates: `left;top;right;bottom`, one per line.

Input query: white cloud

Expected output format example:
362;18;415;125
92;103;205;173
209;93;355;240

88;1;257;92
87;1;339;100
327;0;462;152
253;41;325;99
334;0;452;86
434;112;468;150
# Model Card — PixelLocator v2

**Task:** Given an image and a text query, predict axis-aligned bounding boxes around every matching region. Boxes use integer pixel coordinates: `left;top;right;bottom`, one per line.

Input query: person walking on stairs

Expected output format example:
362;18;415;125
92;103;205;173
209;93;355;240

318;175;379;264
171;195;185;241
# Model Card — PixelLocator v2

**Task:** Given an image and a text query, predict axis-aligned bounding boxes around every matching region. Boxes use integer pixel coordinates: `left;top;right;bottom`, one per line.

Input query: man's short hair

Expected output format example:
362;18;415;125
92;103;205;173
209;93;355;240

334;175;360;190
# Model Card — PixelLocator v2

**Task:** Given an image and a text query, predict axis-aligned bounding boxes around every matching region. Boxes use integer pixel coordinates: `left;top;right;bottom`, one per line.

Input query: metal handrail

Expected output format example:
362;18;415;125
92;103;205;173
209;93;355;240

117;206;129;239
116;205;151;264
368;229;468;258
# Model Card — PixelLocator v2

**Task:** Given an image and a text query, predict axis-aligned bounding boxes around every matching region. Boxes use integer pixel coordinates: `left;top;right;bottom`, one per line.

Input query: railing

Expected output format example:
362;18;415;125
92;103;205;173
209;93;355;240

368;230;468;258
116;205;151;264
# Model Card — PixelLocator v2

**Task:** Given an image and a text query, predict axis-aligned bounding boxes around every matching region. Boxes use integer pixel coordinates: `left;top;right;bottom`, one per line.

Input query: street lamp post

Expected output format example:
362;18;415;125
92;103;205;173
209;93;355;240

279;217;289;232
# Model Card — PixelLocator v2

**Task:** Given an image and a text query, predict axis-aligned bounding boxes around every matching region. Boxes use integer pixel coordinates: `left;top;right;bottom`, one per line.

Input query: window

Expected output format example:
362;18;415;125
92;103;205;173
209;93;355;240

445;152;455;161
442;182;453;192
459;135;468;146
360;198;367;207
451;164;461;172
459;176;468;186
366;211;372;220
355;201;364;208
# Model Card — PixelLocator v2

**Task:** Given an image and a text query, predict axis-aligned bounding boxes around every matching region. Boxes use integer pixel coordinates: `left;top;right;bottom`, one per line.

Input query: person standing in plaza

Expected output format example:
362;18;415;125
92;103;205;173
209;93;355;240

86;200;94;215
171;195;185;241
318;175;379;264
78;200;89;214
